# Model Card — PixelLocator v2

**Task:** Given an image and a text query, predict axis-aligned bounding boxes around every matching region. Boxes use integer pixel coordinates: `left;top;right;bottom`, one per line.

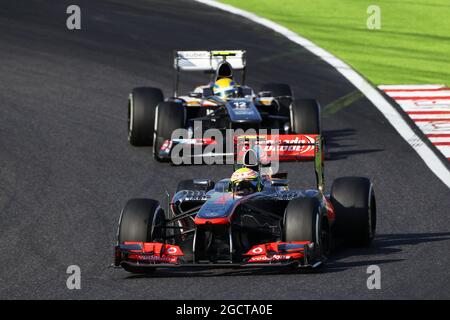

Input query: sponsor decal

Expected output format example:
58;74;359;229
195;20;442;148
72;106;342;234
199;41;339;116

167;121;317;167
167;247;178;254
252;247;263;254
248;254;293;262
133;255;178;263
237;135;316;154
160;139;172;152
213;193;233;204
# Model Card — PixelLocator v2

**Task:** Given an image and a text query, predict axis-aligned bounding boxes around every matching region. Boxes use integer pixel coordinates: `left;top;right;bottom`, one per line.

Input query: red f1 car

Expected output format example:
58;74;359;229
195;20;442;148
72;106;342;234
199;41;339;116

114;138;376;273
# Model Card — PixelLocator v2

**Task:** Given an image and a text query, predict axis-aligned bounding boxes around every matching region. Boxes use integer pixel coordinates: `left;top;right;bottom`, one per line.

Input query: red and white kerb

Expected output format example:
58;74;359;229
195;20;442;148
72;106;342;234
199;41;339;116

379;84;450;161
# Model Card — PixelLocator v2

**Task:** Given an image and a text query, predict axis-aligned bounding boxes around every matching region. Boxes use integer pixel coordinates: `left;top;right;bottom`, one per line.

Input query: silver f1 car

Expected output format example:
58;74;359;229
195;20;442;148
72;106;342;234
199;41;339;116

114;140;376;273
127;50;321;163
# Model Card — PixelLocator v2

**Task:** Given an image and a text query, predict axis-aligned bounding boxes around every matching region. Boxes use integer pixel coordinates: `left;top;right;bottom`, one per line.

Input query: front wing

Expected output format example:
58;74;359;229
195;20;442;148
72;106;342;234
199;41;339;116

114;241;323;271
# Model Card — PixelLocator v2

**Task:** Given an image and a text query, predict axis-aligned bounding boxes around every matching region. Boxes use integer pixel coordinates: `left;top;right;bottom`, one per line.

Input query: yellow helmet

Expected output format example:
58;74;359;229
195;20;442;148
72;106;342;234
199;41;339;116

213;78;237;100
230;168;260;195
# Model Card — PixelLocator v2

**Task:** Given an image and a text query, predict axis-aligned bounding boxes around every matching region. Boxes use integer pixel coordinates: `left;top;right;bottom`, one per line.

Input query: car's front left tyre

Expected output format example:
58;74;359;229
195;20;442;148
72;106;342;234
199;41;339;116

117;198;165;273
283;197;330;261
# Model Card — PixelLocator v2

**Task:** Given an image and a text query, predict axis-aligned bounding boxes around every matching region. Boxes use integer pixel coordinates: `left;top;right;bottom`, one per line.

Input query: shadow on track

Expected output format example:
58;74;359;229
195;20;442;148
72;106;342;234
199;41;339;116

323;128;383;160
325;232;450;272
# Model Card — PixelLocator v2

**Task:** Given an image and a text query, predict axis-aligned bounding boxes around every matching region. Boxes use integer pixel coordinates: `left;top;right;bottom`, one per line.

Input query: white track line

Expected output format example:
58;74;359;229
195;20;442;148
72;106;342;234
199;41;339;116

195;0;450;188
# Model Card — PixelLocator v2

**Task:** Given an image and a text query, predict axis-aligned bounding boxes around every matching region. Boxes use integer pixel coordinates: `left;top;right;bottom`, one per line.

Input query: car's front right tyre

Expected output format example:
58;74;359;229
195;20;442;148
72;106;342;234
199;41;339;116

331;177;376;246
128;87;164;146
153;101;186;161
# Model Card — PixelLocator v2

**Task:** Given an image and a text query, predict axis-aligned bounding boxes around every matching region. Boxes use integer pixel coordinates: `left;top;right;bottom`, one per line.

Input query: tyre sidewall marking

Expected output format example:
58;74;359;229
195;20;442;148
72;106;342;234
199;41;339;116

129;93;134;134
117;206;126;245
315;212;320;250
289;102;294;133
368;183;374;239
151;205;163;240
153;105;159;156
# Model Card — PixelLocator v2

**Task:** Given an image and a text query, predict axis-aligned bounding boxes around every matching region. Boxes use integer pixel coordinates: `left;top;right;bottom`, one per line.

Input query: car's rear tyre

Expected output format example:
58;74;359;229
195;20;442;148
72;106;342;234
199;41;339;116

176;179;215;193
331;177;376;246
153;101;186;161
260;83;292;116
128;87;164;146
290;99;321;134
118;198;166;274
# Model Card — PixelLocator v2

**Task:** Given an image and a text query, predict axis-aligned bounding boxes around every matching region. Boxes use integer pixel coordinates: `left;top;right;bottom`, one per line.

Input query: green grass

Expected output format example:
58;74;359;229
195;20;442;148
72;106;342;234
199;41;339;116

220;0;450;85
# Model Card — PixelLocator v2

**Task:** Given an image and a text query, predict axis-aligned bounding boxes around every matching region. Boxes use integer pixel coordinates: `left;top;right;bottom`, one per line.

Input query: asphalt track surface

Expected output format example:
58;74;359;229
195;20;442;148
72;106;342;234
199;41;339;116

0;0;449;299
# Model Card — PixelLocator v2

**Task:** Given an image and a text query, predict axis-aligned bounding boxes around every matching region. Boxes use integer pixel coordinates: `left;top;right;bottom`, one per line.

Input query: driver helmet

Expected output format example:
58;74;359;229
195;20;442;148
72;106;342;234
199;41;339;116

213;78;238;100
230;167;261;196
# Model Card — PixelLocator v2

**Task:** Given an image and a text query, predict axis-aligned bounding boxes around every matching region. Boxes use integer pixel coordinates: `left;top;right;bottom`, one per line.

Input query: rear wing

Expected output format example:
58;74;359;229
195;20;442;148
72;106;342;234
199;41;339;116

173;50;246;97
235;134;325;191
174;50;246;71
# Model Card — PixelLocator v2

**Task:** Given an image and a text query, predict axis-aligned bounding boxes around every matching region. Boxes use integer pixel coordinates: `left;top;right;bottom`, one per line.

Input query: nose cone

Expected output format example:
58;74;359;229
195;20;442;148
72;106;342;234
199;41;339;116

196;193;235;222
